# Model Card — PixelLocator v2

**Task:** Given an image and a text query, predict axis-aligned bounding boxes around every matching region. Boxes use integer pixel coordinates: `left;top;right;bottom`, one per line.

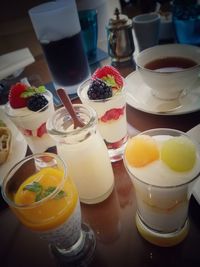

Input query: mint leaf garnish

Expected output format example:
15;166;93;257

102;75;117;88
43;186;56;198
36;86;46;94
24;181;42;193
23;182;66;202
54;190;67;199
20;86;46;98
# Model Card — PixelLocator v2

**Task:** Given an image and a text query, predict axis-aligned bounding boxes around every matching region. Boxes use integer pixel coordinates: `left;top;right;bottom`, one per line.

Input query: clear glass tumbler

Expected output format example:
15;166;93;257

47;104;114;204
78;79;128;162
1;152;96;266
5;90;55;153
28;0;90;95
124;128;200;247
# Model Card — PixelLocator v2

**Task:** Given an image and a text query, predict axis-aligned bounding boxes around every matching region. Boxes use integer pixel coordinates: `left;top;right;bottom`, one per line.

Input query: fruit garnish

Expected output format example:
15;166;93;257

37;122;47;137
27;94;48;112
100;107;125;122
23;181;66;202
125;135;159;167
161;136;196;172
87;78;112;100
9;83;47;109
92;65;123;90
15;168;66;204
9;83;29;108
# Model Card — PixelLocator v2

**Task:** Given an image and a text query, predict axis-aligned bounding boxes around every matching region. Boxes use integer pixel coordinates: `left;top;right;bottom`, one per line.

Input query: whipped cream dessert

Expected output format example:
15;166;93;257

78;66;128;161
125;132;200;233
6;83;55;153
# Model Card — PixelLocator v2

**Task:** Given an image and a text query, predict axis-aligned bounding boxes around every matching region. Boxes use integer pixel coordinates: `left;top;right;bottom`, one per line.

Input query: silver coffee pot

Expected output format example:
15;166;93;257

106;8;135;63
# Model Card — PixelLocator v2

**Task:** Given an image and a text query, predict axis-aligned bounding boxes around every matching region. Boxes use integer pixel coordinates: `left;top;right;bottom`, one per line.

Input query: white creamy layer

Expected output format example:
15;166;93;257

80;84;127;143
57;131;114;202
127;135;200;187
7;92;54;130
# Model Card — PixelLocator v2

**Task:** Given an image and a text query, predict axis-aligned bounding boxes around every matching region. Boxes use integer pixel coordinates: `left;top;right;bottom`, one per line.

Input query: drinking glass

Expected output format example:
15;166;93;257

78;79;128;162
5;90;55;154
132;12;161;52
172;2;200;46
78;9;98;59
28;0;90;95
47;104;114;204
124;128;200;247
1;152;96;266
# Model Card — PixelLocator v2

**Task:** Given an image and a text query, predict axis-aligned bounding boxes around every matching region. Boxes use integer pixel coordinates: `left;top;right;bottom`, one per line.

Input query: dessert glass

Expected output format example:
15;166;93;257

5;90;55;153
78;79;128;162
1;152;96;266
124;128;200;247
47;104;114;204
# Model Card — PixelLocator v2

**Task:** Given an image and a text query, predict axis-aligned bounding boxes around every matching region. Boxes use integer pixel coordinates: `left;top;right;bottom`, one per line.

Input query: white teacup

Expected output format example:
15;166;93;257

135;44;200;100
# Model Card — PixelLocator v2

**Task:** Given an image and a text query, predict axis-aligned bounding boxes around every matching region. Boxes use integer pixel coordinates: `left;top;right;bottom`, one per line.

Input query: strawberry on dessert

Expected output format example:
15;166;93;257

5;82;55;153
92;65;123;90
9;83;29;108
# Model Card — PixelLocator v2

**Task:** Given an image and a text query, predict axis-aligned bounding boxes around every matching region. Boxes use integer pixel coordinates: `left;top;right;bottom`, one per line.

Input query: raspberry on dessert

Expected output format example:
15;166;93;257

27;94;48;112
9;83;29;108
87;79;112;100
92;66;123;90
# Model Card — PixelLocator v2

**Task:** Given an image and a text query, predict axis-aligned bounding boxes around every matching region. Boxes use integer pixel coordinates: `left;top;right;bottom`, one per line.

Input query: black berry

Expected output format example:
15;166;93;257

27;94;48;112
87;79;112;100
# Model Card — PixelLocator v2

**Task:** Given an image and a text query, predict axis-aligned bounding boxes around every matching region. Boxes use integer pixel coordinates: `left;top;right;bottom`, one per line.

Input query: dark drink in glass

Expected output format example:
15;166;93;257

41;32;90;88
29;0;90;95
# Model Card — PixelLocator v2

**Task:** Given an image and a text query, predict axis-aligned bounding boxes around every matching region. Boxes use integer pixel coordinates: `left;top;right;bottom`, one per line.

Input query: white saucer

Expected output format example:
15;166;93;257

125;71;200;115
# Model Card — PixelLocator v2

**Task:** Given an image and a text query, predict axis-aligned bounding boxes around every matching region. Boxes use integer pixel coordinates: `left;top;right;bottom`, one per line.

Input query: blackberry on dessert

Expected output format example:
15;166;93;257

88;79;112;100
27;94;48;111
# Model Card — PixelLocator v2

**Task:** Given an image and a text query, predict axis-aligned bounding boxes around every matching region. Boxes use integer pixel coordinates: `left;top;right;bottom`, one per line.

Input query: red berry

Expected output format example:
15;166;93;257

92;66;123;89
100;107;125;122
9;83;28;108
37;122;47;137
23;129;33;136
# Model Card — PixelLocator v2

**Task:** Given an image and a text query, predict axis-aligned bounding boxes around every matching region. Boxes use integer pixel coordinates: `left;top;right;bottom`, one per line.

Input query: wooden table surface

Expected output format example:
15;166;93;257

1;55;200;267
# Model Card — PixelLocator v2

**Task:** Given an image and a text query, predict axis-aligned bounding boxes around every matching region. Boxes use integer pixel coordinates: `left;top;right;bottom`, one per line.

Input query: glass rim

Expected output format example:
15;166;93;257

1;152;67;209
5;90;53;119
47;103;97;137
124;127;200;189
77;78;126;103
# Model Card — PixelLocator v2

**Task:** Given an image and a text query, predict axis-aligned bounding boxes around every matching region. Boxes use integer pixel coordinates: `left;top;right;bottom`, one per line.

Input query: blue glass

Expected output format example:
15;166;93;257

172;3;200;45
78;9;98;59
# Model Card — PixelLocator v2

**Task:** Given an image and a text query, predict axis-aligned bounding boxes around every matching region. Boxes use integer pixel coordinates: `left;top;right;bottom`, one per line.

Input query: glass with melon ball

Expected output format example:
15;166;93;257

124;128;200;247
78;66;128;162
1;153;96;266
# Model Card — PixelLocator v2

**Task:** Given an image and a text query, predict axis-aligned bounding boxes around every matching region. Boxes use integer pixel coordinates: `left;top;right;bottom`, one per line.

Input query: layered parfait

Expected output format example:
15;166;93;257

124;129;200;245
5;162;81;249
5;82;55;153
78;65;128;162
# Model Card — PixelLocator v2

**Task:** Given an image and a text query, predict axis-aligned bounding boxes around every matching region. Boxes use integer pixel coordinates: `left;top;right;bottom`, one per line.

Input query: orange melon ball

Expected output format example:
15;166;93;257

125;135;159;167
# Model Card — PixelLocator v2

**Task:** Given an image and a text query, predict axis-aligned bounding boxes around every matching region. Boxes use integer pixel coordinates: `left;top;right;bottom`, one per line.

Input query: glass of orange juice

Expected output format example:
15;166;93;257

1;152;96;266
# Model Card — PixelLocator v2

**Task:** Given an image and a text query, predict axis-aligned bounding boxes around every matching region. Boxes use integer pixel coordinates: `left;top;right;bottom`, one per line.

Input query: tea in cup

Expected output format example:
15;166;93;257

136;44;200;100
